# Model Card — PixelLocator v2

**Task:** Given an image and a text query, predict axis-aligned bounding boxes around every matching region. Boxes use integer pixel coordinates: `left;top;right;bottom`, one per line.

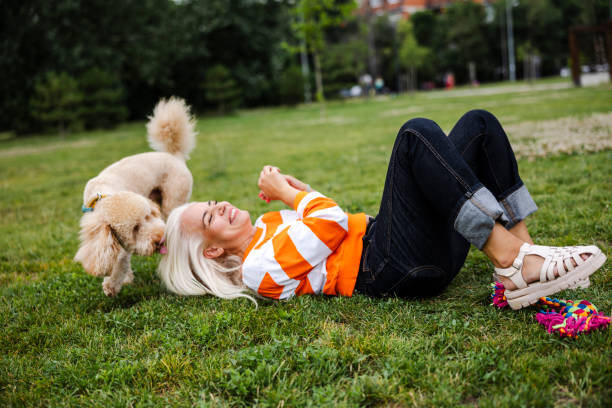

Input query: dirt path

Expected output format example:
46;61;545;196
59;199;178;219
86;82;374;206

0;139;97;159
425;82;572;98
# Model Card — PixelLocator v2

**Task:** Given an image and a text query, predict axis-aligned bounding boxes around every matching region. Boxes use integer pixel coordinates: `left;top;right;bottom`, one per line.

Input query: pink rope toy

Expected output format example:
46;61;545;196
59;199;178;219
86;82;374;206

490;281;509;308
490;282;610;338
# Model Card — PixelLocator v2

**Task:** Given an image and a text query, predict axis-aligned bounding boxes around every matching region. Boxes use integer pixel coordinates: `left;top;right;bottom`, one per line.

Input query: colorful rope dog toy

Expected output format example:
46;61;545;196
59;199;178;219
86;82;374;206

490;282;610;338
490;281;508;308
536;297;610;338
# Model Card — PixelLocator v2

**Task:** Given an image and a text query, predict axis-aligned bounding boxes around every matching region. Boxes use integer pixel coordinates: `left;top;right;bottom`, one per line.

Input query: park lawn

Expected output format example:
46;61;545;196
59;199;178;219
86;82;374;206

1;80;611;407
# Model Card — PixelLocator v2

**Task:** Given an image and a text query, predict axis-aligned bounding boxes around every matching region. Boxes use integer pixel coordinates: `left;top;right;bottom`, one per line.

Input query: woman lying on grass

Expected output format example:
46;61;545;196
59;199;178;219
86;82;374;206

158;110;606;309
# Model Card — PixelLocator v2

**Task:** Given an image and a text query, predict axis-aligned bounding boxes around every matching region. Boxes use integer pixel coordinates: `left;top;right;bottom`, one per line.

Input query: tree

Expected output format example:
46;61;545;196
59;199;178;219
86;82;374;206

444;1;489;83
405;10;441;85
279;65;305;106
372;15;396;90
203;65;241;114
30;72;83;135
293;0;356;103
397;21;429;91
411;9;437;48
79;68;128;129
321;38;367;98
179;0;294;109
0;0;295;133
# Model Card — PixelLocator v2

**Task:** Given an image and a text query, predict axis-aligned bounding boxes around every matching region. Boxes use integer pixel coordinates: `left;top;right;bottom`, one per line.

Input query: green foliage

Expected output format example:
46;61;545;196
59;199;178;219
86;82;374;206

398;20;429;71
433;1;490;84
397;20;429;91
446;1;488;65
203;64;241;114
411;9;437;48
181;0;295;108
293;0;356;55
2;0;612;135
369;15;397;91
575;0;611;25
0;0;295;133
293;0;357;103
321;39;367;98
0;81;611;406
407;0;611;85
30;71;83;135
79;68;128;129
279;65;305;106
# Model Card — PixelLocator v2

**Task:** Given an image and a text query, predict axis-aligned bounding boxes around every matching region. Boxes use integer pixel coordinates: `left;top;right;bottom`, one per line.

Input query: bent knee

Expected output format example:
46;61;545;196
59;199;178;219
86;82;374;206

461;109;501;128
397;118;445;143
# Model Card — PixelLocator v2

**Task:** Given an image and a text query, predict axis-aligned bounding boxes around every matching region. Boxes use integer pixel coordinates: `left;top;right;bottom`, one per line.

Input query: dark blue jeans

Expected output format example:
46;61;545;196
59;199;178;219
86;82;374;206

354;110;537;298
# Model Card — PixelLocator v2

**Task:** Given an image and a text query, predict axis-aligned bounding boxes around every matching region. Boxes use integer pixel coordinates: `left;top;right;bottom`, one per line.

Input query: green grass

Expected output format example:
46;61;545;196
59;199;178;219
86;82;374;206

1;80;611;407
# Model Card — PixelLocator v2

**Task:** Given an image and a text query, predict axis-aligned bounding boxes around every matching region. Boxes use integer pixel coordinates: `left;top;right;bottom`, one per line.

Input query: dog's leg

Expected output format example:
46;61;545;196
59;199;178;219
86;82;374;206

102;250;134;297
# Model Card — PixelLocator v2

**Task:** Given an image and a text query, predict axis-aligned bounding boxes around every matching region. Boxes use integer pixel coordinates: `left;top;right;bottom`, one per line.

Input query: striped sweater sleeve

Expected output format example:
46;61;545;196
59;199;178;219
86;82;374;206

242;191;348;299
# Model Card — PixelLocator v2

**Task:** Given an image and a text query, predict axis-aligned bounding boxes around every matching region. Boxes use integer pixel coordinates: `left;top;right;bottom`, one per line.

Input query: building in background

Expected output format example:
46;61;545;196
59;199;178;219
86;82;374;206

359;0;487;22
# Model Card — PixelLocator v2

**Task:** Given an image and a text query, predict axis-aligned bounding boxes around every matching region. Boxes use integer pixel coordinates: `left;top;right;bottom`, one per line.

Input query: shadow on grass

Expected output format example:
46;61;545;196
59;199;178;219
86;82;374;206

94;282;166;313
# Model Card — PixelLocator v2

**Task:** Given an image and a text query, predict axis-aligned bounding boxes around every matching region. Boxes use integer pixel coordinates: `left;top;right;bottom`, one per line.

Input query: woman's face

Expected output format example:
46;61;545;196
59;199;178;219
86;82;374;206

181;201;253;257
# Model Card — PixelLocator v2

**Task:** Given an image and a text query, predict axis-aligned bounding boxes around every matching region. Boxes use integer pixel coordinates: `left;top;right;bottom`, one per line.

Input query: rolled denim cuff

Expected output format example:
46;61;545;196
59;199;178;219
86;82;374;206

454;186;508;250
499;184;538;229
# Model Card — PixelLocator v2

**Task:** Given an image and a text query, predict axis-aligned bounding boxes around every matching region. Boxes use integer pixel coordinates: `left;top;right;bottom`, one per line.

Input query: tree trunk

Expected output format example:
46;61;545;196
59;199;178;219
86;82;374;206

59;120;66;137
409;67;417;92
312;50;325;103
366;12;377;77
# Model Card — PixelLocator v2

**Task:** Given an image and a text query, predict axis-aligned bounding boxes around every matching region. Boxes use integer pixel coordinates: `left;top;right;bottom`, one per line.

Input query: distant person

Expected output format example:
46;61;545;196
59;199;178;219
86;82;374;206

445;72;455;89
158;110;605;310
361;73;373;97
374;76;384;94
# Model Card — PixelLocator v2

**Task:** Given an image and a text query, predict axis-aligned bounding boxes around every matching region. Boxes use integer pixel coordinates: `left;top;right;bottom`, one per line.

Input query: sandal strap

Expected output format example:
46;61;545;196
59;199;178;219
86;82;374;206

526;244;595;283
494;242;531;289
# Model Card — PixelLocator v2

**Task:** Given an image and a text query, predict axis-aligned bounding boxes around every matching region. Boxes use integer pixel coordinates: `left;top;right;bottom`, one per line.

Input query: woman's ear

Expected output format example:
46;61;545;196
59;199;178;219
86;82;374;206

203;246;224;259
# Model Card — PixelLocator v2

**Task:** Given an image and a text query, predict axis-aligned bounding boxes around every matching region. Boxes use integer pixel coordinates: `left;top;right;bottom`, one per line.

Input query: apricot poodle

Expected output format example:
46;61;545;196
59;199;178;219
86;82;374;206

74;97;196;296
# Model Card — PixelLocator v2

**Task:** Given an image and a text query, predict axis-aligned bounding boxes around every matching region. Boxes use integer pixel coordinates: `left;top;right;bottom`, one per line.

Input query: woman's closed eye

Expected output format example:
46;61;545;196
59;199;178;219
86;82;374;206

202;201;218;228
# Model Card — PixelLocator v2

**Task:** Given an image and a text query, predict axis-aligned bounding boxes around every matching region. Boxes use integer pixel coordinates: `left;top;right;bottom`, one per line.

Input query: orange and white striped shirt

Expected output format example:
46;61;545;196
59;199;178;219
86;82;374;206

242;191;367;300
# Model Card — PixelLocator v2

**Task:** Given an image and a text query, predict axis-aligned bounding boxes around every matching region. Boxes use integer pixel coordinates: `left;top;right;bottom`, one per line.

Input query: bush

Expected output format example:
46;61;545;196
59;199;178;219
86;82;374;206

279;65;304;106
79;68;128;129
30;72;83;135
203;65;242;114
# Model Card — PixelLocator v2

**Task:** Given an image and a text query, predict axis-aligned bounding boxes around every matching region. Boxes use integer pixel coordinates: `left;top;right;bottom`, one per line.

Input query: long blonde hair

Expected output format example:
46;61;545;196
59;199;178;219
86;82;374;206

158;203;256;304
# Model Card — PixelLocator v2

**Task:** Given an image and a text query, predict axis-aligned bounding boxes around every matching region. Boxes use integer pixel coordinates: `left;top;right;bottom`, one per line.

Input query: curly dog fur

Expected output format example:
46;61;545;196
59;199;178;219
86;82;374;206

74;97;196;296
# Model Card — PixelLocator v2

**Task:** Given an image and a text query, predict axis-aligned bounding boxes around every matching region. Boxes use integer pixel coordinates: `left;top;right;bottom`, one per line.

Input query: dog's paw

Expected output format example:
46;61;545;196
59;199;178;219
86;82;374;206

122;270;134;286
102;277;119;297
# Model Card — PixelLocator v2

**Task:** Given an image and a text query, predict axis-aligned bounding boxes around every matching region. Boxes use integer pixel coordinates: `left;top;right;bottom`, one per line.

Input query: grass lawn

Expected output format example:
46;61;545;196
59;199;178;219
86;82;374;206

1;80;611;407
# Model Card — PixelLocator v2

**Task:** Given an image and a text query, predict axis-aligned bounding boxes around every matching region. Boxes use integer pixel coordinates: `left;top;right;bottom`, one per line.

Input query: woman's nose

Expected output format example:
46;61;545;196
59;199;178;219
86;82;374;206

216;202;229;215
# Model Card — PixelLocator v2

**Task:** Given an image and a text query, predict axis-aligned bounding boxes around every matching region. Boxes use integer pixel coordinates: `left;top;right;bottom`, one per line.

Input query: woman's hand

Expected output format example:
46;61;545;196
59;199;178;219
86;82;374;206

284;174;311;192
258;166;301;207
258;166;287;201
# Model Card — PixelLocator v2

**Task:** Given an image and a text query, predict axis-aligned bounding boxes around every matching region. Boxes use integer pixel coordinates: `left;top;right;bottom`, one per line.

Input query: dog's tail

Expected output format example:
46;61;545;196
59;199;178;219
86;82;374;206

146;97;196;161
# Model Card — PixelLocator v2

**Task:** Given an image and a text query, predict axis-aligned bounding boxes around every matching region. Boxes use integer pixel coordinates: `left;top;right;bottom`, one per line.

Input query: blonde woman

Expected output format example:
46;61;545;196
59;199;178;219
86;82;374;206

158;110;605;309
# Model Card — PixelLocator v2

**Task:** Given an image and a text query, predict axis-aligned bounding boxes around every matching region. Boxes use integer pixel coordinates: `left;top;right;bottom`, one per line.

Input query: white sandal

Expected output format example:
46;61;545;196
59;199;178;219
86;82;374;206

493;243;606;310
491;274;590;289
492;245;592;290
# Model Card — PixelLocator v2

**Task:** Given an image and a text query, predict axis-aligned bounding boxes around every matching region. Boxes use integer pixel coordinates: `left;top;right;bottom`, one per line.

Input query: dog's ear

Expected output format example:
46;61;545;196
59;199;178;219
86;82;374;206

74;213;122;277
